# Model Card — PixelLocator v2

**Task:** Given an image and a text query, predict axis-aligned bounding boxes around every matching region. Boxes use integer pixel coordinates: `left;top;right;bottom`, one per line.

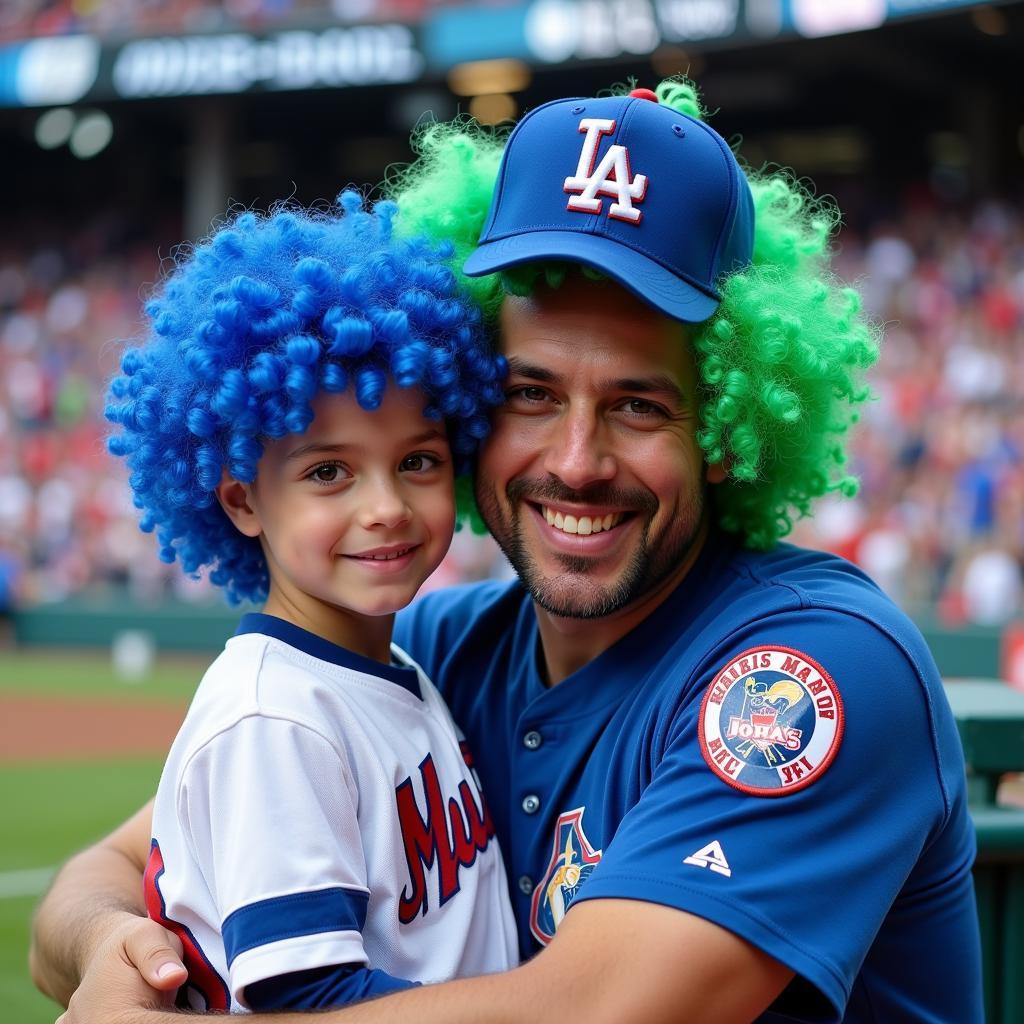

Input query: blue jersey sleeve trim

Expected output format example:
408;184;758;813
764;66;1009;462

245;963;419;1010
223;887;369;968
570;875;845;1022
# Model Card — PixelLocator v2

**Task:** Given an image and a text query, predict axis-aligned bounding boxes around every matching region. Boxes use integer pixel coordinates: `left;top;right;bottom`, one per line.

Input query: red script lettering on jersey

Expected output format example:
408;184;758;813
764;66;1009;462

395;751;495;923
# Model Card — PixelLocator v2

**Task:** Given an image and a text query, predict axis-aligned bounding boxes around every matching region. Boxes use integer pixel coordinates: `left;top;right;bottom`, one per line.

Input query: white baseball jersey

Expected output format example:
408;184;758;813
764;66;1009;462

145;613;517;1013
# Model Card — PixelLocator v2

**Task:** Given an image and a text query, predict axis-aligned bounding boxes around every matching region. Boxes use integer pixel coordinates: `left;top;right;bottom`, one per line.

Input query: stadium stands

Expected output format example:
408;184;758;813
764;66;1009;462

1;197;1022;619
793;197;1024;624
0;0;439;43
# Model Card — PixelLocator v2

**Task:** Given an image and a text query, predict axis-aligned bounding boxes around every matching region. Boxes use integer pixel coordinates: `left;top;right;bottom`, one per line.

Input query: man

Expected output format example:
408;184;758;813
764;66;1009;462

32;80;983;1023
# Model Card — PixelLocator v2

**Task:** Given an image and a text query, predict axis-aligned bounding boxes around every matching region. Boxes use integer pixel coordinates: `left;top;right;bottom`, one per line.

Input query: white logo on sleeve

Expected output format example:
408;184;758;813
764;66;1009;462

683;840;732;877
563;118;648;224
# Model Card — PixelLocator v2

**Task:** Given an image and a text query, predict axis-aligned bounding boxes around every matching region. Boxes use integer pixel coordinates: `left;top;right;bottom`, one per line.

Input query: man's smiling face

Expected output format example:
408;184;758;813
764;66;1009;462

476;275;724;620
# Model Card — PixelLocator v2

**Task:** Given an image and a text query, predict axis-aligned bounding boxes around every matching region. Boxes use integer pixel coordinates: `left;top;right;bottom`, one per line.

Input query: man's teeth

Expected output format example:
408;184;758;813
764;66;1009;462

542;507;622;535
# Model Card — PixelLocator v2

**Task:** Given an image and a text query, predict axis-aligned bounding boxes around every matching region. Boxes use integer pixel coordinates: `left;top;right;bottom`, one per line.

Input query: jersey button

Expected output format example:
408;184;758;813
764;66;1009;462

522;794;541;814
523;730;543;750
518;875;534;895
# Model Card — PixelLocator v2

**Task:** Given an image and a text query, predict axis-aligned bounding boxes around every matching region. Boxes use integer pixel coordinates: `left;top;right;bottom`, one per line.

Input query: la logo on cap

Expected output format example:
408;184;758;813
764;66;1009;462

463;87;754;323
563;118;648;225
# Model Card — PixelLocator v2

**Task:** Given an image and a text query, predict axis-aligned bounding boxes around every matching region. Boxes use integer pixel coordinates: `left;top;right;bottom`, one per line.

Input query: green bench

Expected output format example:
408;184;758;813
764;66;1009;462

945;680;1024;1024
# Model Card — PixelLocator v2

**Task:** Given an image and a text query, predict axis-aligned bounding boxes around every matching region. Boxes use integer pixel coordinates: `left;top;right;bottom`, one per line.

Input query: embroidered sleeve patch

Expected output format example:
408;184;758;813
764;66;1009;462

698;645;844;796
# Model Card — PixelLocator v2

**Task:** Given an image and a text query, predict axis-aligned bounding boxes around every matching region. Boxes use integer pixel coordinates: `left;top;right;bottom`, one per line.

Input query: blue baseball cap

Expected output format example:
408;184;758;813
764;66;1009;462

463;89;755;323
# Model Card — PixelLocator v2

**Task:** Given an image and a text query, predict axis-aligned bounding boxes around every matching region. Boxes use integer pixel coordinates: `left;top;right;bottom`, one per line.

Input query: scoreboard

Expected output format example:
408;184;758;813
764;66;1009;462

0;0;1016;107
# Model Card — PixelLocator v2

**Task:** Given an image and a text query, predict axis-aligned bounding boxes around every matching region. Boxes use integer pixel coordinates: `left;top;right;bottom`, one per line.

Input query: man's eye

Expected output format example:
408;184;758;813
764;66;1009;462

622;399;665;418
507;385;549;403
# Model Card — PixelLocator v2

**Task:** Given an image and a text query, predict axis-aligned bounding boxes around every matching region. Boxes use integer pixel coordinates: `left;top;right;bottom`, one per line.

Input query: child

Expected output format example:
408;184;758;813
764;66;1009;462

105;193;517;1013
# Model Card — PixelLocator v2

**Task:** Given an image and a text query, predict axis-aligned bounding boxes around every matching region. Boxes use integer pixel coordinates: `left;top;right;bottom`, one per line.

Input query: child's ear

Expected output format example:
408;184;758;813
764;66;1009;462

215;473;262;538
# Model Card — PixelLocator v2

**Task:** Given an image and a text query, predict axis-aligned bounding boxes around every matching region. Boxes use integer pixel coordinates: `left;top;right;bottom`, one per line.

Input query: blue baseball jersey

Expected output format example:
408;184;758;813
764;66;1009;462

395;531;983;1023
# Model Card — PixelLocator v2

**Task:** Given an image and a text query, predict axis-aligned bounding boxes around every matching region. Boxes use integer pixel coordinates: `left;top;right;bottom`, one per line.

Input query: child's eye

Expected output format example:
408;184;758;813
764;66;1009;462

400;453;441;473
309;462;348;485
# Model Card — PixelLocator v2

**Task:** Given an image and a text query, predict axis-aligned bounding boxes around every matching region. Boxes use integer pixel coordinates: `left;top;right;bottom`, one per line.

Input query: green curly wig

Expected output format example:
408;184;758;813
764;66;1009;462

386;78;879;548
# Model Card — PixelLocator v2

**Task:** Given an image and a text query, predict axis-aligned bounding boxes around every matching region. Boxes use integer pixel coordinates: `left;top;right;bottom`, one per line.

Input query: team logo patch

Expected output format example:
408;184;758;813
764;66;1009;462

529;807;602;946
563;118;648;224
699;646;844;796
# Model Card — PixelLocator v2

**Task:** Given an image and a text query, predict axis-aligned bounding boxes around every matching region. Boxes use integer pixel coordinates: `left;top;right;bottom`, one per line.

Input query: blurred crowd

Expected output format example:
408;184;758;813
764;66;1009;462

2;197;1024;623
791;197;1024;626
0;0;462;44
0;213;178;610
0;208;509;614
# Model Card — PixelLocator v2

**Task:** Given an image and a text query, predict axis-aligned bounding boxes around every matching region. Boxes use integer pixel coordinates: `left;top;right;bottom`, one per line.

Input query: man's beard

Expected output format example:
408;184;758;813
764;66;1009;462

475;475;705;620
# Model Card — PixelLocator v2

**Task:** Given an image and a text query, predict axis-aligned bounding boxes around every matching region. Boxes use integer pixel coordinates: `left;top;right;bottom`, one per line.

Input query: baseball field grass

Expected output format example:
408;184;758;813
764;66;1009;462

0;649;206;1024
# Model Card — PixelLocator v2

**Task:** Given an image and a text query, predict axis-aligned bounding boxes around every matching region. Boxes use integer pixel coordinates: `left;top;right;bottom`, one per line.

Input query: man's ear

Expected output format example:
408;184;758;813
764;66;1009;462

215;472;262;538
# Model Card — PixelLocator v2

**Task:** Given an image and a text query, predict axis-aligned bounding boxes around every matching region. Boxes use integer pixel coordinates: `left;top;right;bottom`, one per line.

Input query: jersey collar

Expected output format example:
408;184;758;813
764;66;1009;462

235;612;422;699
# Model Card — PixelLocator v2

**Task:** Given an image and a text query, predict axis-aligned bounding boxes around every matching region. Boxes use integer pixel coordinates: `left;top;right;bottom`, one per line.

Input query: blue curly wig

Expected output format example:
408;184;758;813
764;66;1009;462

106;192;507;604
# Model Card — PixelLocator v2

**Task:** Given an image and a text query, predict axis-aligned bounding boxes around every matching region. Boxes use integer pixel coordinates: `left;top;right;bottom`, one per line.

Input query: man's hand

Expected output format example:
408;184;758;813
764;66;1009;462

55;919;186;1024
30;800;159;1006
115;916;187;994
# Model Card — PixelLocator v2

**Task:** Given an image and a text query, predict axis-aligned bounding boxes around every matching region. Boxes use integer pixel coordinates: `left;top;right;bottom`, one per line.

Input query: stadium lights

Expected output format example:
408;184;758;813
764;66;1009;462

34;108;75;150
15;35;100;106
791;0;886;39
447;59;531;98
34;107;113;158
69;110;113;158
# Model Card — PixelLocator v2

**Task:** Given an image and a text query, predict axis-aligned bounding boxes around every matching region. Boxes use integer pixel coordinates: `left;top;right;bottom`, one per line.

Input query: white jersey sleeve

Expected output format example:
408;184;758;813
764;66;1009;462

173;714;371;1006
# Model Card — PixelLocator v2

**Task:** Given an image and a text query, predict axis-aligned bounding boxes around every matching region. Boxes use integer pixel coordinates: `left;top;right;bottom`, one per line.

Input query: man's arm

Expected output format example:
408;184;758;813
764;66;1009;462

30;799;186;1007
57;896;792;1024
307;898;793;1024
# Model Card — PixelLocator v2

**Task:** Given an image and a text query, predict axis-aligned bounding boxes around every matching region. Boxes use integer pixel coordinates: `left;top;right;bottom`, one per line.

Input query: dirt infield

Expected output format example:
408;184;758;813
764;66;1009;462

0;696;185;763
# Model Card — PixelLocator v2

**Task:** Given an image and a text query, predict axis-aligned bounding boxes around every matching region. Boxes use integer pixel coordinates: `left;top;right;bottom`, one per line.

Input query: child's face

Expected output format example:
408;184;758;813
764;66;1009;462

233;387;455;628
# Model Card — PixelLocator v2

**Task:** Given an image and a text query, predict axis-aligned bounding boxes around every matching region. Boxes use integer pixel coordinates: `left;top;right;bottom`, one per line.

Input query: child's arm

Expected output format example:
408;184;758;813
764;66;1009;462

168;714;409;1011
245;963;417;1010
